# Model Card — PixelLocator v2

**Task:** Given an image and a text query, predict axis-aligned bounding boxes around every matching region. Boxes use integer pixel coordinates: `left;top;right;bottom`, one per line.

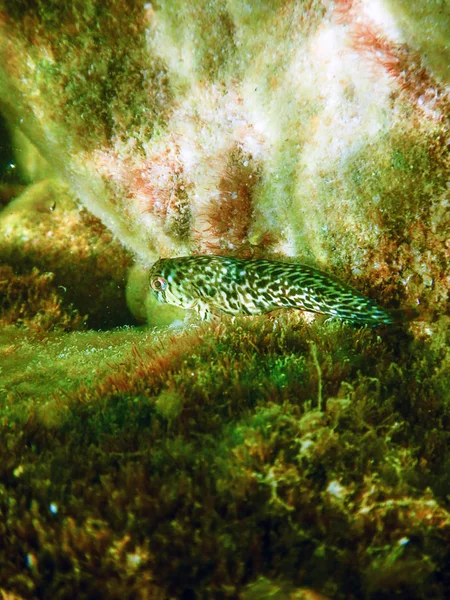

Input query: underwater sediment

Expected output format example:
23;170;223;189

0;0;449;598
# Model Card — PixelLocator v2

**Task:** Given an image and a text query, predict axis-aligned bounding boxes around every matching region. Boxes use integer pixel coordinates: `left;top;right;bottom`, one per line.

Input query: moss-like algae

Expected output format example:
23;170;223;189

1;315;450;598
0;179;135;329
0;0;450;597
384;0;450;84
3;0;172;149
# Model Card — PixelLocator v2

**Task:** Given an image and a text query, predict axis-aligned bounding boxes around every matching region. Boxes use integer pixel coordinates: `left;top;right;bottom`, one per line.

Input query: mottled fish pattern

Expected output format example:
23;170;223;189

148;255;396;326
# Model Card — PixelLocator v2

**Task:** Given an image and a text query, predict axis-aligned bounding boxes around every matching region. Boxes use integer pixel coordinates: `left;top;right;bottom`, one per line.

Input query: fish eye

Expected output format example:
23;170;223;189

151;276;168;291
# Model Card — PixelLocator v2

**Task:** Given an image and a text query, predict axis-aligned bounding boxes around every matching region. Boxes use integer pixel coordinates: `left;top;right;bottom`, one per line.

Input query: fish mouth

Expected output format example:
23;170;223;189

152;291;165;303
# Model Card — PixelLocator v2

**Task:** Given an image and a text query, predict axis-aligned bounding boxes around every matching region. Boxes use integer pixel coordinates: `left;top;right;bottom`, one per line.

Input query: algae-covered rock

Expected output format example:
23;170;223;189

0;0;447;323
0;1;449;598
9;127;54;184
0;179;134;329
0;316;449;598
385;0;450;84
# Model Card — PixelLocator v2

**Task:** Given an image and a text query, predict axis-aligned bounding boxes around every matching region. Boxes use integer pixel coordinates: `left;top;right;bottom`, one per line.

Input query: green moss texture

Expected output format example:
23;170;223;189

1;317;450;598
0;0;449;597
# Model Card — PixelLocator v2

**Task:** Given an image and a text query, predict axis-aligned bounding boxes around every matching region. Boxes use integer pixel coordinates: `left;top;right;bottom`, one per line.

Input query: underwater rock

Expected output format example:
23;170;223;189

384;0;450;84
0;2;449;598
0;179;134;329
0;0;447;328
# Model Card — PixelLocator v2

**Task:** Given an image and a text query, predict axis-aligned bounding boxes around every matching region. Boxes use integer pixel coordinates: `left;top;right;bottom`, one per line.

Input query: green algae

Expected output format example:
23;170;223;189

3;0;172;149
0;326;149;422
0;179;134;329
385;0;450;84
154;0;237;82
0;0;449;597
0;314;449;598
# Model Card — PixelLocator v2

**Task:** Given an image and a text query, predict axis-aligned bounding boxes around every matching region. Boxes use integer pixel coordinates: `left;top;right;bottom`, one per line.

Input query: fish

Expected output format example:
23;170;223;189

148;255;398;326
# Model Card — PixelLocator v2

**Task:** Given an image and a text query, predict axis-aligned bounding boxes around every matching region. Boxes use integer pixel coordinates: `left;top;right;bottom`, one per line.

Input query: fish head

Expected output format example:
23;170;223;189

148;257;202;311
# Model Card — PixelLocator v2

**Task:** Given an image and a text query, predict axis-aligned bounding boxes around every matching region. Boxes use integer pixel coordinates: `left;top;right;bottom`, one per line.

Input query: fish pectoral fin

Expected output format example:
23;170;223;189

195;302;212;321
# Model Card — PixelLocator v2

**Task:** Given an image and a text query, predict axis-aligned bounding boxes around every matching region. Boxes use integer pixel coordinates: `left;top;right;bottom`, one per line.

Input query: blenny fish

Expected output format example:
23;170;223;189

148;255;397;326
